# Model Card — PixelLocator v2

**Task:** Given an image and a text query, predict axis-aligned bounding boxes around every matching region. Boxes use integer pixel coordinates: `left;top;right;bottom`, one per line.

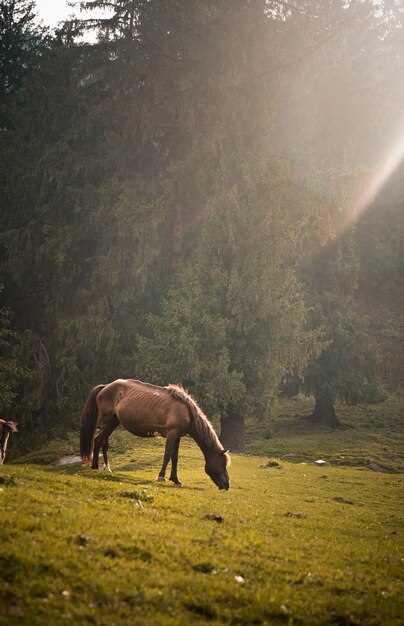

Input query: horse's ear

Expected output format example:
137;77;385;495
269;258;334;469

223;450;231;467
8;421;18;432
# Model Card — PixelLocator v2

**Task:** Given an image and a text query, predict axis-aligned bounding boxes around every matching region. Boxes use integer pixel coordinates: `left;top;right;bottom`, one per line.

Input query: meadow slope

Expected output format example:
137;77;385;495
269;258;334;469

1;417;403;626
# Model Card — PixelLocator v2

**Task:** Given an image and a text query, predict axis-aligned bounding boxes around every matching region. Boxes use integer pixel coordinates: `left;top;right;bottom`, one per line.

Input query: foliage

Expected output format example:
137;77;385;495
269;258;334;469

356;163;404;392
300;232;382;424
0;0;47;99
137;156;326;421
0;0;403;439
0;303;31;414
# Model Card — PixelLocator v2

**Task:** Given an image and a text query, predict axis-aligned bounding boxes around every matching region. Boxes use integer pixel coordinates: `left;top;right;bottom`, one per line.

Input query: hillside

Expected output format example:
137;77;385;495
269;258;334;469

1;404;404;626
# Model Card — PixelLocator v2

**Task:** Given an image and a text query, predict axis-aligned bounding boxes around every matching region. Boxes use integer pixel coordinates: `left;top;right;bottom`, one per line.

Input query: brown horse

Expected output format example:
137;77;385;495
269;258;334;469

0;419;18;464
80;379;230;490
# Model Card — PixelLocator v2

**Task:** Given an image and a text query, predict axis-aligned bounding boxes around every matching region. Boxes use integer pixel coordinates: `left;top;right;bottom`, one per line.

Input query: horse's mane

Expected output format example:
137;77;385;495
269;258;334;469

166;384;228;460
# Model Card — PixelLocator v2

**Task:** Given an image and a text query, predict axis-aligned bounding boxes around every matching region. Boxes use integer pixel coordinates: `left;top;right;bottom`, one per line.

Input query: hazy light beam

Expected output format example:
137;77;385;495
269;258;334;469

344;120;404;232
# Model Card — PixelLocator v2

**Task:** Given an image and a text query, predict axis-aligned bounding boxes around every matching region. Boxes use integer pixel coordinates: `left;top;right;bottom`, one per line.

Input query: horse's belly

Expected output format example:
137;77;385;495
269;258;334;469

119;415;164;437
131;428;158;438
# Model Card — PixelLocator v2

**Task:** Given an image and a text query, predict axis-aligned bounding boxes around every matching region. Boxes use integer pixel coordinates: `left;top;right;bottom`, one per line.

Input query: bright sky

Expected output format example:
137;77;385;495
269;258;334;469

35;0;77;26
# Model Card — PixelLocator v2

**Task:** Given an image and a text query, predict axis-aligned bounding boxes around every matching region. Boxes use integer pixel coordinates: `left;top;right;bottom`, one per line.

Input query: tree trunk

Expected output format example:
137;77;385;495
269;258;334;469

220;411;245;451
308;393;340;428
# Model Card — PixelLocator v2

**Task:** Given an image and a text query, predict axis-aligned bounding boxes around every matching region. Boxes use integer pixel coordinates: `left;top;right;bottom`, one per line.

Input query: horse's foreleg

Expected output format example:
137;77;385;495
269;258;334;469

169;437;181;486
158;431;179;482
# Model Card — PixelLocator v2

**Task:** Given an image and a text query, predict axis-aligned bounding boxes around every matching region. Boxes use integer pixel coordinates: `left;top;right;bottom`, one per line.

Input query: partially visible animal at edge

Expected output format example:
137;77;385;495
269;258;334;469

80;379;230;490
0;418;18;464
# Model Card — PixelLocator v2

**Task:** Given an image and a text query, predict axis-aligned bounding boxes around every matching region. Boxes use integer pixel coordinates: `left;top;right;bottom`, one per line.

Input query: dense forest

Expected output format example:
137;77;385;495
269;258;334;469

1;0;403;449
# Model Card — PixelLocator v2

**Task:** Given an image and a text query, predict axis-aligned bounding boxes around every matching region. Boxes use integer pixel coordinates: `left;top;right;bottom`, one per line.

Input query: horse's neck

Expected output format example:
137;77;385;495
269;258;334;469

189;425;222;459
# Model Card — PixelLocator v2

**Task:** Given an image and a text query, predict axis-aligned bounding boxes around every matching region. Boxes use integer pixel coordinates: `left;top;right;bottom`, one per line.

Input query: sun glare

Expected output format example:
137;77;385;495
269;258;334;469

346;120;404;230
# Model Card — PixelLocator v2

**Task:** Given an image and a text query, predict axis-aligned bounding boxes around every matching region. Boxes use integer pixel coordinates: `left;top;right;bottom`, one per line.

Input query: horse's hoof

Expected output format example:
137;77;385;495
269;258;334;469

103;464;112;473
157;476;166;482
170;479;182;487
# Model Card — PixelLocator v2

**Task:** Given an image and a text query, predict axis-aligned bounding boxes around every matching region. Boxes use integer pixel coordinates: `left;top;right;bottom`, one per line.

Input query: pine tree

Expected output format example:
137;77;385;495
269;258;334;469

302;231;381;427
0;0;46;98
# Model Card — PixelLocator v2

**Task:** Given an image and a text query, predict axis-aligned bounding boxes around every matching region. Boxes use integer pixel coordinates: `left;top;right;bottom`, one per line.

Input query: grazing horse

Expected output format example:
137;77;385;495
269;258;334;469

0;419;18;464
80;379;230;490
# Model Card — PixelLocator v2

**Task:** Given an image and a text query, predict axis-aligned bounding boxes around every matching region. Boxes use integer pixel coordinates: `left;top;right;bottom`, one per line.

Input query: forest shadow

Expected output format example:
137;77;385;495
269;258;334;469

50;464;207;488
50;465;158;486
298;416;351;431
117;458;162;472
273;413;350;435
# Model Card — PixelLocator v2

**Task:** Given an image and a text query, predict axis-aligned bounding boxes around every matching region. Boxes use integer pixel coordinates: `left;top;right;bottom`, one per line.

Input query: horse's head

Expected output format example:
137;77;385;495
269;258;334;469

205;449;230;490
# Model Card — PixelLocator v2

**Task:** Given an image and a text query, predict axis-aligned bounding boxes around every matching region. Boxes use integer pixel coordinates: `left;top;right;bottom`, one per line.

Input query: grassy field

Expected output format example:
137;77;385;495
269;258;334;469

1;398;403;626
246;395;404;472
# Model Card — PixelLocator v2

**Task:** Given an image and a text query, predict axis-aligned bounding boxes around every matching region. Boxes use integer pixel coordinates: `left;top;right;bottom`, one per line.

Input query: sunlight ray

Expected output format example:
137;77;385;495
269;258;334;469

345;119;404;230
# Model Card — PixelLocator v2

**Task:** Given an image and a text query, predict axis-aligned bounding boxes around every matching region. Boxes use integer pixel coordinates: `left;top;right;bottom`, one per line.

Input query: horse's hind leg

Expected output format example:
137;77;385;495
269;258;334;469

92;415;119;470
91;429;103;470
102;415;119;471
102;440;111;471
101;415;119;470
169;437;182;486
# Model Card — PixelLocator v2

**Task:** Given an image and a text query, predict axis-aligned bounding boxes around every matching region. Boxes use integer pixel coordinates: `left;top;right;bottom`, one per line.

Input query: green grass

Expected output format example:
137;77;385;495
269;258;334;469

1;398;404;626
246;395;404;472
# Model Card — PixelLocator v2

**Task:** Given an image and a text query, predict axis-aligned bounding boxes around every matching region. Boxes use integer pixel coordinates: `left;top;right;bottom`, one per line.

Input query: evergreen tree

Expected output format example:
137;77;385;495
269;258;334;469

301;230;381;427
0;0;46;98
137;155;325;448
1;0;403;444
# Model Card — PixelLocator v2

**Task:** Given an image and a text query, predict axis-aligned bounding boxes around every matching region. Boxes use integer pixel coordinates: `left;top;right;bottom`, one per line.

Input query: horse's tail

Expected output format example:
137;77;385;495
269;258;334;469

80;384;105;463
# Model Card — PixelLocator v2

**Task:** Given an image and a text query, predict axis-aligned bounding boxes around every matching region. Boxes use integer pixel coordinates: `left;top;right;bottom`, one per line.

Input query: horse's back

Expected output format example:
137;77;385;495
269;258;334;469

114;379;191;435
